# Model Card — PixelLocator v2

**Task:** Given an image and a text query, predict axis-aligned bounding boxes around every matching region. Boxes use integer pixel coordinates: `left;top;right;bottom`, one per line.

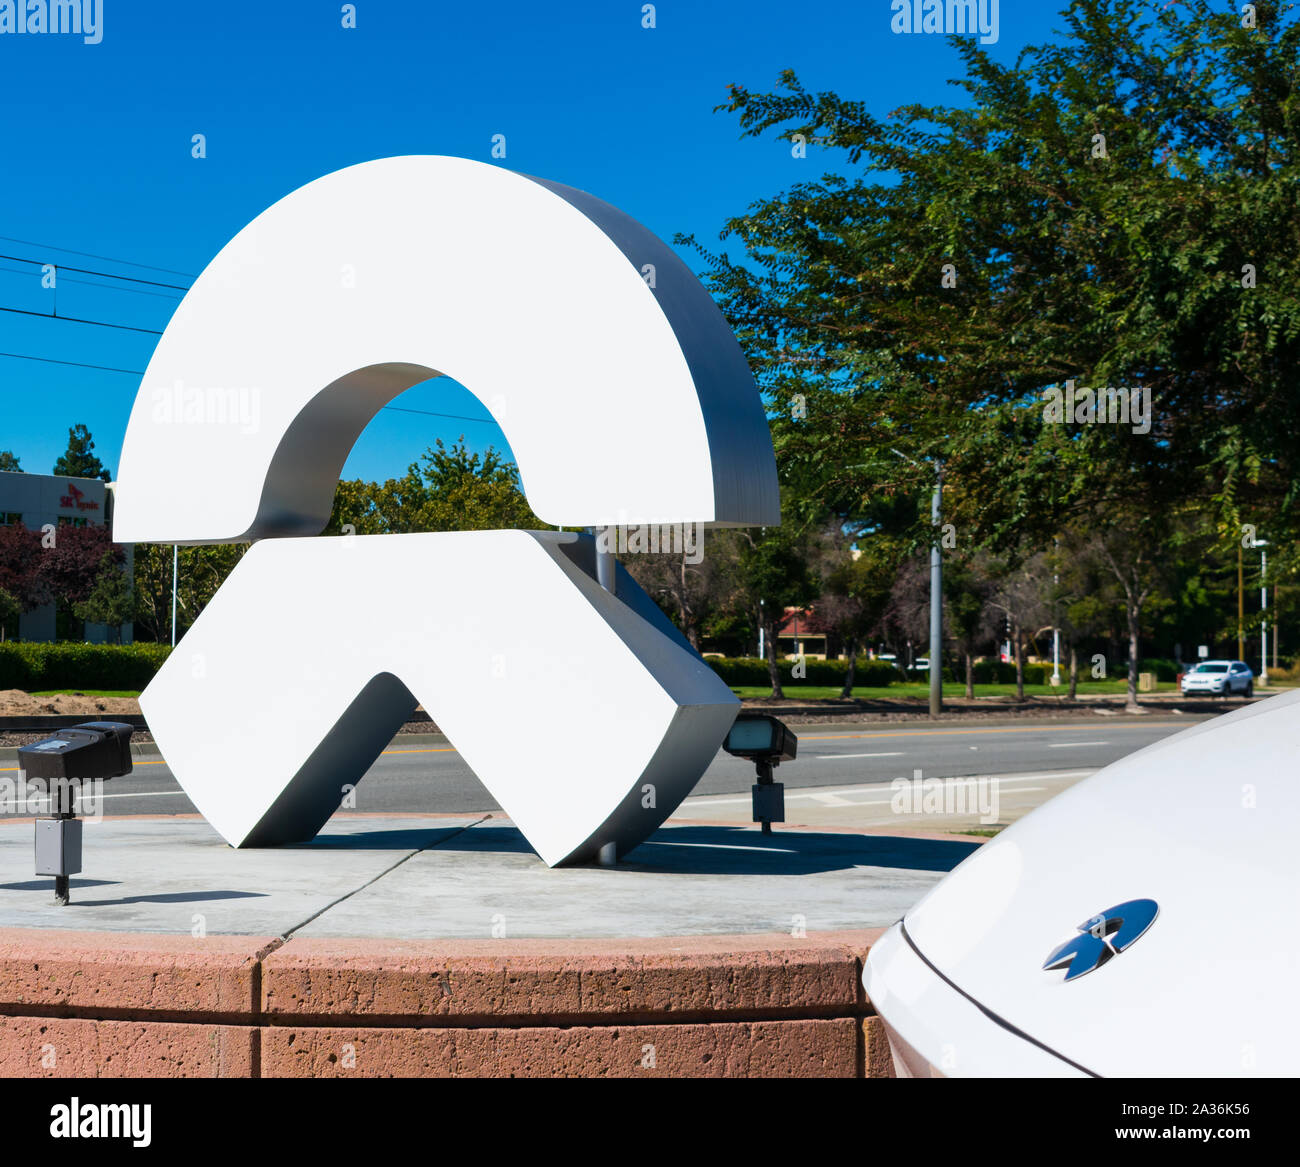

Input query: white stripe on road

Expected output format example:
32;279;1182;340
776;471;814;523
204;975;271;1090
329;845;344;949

1048;742;1109;749
812;752;905;759
684;770;1092;808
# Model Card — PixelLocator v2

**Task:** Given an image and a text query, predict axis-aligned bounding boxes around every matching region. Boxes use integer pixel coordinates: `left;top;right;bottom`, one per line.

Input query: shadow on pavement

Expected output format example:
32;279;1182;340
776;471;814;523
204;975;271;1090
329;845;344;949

297;825;473;851
424;822;979;876
70;889;268;908
0;878;119;892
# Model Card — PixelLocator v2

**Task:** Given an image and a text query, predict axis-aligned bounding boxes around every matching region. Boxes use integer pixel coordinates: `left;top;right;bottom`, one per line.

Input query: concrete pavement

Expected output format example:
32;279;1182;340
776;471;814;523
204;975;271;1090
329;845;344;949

0;811;978;938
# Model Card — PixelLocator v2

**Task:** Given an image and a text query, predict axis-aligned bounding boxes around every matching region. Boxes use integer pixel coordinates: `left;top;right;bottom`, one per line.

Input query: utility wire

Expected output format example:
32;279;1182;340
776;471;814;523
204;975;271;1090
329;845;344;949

0;236;197;280
0;253;190;292
0;350;147;375
0;303;163;335
0;349;501;426
380;404;496;425
0;263;183;300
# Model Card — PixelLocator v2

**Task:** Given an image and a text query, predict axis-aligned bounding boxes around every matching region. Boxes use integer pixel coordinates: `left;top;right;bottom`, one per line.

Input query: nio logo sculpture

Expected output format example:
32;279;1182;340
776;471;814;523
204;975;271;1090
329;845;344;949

113;155;779;866
1042;899;1159;981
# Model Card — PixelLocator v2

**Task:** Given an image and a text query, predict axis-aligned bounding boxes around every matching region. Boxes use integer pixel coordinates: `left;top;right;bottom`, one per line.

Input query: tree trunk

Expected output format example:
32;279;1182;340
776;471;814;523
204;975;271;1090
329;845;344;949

764;615;783;699
840;637;858;699
1126;602;1142;712
964;650;974;699
1014;618;1025;701
677;555;700;650
1068;641;1079;700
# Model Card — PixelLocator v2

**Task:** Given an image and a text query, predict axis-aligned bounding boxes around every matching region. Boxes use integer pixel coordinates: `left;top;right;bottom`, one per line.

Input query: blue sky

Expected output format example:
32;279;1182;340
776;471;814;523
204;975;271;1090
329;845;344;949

0;0;1066;484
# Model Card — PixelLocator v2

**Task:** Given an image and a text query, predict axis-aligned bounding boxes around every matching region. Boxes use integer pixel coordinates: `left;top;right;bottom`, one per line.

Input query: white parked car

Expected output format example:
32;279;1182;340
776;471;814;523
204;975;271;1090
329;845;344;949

1181;659;1253;696
862;689;1298;1076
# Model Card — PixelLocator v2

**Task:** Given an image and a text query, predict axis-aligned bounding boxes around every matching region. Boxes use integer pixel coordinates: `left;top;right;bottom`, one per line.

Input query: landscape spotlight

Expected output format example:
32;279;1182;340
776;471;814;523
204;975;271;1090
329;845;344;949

17;721;135;905
722;714;797;834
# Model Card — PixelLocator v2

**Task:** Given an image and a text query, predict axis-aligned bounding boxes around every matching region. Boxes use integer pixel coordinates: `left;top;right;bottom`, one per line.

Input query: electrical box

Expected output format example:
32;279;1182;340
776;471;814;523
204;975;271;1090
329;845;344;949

34;818;83;877
752;782;785;824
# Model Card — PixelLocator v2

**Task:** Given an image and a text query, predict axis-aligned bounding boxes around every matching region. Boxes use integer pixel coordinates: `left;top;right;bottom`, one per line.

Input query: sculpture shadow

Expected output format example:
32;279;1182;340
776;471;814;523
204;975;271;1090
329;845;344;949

621;825;980;876
71;889;269;908
296;825;473;851
426;822;980;877
0;878;119;892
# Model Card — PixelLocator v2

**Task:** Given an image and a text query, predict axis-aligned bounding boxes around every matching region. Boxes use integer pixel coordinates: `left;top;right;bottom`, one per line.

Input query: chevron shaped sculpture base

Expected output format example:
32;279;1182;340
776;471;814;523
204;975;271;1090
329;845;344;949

141;530;739;867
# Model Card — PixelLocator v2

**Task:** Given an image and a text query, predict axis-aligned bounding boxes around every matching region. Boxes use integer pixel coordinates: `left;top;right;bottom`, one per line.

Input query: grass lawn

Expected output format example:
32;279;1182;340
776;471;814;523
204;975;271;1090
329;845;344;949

730;681;1179;700
30;689;142;699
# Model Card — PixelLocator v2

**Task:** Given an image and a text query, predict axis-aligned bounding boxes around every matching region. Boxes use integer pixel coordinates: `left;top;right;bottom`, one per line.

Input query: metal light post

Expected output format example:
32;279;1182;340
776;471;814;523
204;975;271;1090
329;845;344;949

1051;535;1061;687
171;544;178;647
891;449;943;718
1258;540;1269;686
1237;543;1244;662
928;466;943;719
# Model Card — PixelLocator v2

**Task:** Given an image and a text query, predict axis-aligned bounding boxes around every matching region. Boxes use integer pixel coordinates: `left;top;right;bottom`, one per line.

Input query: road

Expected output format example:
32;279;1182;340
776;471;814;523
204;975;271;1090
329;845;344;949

0;715;1206;820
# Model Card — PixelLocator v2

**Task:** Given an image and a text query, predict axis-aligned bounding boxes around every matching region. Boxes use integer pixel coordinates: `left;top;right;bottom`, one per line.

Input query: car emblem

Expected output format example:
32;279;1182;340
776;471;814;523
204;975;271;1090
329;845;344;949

1043;899;1159;981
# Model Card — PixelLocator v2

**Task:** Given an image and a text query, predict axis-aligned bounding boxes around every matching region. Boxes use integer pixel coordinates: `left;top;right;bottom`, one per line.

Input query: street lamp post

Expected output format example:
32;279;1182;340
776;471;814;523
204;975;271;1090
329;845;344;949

171;544;178;647
889;449;943;717
928;466;943;719
1258;540;1269;687
1051;535;1061;687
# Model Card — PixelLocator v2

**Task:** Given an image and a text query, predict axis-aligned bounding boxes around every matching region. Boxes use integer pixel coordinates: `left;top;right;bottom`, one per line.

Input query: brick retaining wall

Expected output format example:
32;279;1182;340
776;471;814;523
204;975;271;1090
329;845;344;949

0;928;893;1078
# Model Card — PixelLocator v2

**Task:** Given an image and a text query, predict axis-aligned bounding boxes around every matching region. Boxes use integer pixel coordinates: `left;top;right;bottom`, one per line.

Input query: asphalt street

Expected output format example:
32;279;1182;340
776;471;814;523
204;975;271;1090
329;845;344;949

0;715;1207;820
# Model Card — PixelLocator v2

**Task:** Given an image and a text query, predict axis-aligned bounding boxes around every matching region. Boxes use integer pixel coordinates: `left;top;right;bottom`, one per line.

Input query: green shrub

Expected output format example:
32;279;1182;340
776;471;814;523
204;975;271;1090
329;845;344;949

704;655;899;689
1138;658;1178;683
0;642;171;691
968;660;1048;685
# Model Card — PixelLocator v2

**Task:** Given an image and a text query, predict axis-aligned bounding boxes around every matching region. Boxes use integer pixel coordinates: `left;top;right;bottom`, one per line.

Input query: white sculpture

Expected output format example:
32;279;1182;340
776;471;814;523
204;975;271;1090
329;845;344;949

113;156;780;865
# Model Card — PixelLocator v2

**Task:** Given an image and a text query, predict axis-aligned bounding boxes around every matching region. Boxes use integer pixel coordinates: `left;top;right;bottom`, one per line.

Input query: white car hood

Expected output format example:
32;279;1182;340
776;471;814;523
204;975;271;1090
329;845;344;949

901;689;1300;1076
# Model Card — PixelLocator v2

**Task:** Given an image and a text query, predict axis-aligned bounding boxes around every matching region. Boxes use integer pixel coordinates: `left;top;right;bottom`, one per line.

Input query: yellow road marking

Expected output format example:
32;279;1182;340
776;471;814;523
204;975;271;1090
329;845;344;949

799;722;1185;741
0;744;459;773
0;724;1186;773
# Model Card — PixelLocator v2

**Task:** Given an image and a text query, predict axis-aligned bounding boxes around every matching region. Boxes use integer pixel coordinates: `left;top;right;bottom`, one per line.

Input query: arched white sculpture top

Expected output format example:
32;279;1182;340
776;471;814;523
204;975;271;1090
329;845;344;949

113;155;779;543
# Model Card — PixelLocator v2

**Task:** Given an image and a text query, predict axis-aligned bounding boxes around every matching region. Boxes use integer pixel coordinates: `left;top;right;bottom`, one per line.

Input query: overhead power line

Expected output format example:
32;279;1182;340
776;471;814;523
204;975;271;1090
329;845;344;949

0;235;197;280
0;350;502;427
0;303;163;335
380;404;496;425
0;262;183;301
0;350;147;375
0;253;190;292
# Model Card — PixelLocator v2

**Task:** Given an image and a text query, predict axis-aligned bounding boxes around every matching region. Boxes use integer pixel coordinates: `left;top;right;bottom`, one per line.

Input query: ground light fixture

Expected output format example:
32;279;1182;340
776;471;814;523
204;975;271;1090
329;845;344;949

17;721;135;905
721;714;798;834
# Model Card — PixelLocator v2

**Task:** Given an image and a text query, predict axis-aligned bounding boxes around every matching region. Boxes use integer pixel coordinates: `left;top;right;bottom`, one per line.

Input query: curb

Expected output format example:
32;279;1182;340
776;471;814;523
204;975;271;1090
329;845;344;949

0;927;891;1078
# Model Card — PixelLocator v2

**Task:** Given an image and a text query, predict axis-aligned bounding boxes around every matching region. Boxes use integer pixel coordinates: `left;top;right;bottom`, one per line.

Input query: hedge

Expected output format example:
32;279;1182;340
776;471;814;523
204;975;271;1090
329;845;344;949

704;656;902;688
1139;658;1179;683
968;660;1049;685
0;643;1174;695
0;643;172;691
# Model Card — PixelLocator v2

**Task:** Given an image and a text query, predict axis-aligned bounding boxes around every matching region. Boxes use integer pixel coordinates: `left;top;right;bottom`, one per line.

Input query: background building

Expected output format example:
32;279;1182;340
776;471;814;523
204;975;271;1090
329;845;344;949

0;470;132;644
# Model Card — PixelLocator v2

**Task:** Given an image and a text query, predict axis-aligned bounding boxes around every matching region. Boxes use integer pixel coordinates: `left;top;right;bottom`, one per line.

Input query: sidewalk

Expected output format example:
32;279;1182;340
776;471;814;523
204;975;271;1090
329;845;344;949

0;810;975;938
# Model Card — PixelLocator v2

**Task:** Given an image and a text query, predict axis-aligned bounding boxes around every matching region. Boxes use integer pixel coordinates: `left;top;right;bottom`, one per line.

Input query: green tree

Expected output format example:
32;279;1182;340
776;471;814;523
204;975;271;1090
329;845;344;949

326;438;545;535
818;536;898;696
72;552;133;643
734;522;819;698
131;543;247;643
52;424;112;482
0;451;21;473
944;556;997;700
684;0;1299;661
